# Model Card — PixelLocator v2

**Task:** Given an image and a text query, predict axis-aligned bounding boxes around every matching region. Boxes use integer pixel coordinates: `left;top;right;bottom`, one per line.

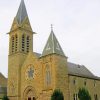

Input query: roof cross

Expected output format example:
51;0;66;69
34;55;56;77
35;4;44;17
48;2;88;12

51;24;53;31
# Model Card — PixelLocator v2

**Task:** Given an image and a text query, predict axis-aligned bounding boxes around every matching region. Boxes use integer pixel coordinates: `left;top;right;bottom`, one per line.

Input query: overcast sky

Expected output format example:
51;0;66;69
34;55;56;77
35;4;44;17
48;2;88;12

0;0;100;77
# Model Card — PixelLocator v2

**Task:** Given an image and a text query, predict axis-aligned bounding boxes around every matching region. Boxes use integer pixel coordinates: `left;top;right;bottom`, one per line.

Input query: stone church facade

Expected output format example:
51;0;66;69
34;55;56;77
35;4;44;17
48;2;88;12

7;0;100;100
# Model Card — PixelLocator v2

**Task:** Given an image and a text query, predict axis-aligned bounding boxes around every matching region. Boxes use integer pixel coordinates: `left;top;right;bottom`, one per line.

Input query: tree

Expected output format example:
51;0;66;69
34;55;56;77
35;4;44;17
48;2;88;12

2;95;9;100
51;89;64;100
78;88;91;100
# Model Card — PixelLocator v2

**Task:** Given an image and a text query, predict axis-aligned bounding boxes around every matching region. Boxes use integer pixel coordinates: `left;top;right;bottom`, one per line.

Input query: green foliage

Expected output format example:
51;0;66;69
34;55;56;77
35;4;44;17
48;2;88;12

78;88;91;100
51;89;64;100
2;95;9;100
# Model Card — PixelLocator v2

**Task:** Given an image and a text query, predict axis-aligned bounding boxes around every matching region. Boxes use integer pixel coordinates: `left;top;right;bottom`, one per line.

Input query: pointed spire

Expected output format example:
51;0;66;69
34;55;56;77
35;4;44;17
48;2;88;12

42;26;65;57
16;0;28;24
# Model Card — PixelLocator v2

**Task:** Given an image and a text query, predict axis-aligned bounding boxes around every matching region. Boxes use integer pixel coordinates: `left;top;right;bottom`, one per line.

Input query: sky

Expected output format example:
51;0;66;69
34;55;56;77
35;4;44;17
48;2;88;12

0;0;100;77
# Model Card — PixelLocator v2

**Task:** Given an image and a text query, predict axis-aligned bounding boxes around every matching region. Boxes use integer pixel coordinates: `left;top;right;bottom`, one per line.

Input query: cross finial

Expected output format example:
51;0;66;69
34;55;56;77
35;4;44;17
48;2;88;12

51;24;53;31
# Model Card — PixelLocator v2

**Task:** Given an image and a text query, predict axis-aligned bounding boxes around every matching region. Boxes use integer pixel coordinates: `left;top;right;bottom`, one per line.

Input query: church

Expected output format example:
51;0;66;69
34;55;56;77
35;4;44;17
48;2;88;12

4;0;100;100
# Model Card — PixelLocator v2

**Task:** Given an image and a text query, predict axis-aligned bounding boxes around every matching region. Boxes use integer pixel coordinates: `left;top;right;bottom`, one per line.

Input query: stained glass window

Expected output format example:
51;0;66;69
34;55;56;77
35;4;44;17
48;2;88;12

45;65;51;86
28;68;34;79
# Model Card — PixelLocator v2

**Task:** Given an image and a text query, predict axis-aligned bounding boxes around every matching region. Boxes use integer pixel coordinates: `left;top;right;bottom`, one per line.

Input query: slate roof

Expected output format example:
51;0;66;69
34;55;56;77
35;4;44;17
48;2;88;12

67;62;100;80
42;30;65;57
16;0;28;24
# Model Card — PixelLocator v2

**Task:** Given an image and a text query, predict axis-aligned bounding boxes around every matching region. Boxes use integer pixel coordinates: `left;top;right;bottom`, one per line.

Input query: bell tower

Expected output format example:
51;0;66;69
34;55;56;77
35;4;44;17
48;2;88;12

9;0;34;55
8;0;35;100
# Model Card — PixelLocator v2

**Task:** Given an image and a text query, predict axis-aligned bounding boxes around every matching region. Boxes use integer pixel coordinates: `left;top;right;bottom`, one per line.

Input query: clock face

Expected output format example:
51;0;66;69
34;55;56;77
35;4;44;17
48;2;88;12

26;64;34;80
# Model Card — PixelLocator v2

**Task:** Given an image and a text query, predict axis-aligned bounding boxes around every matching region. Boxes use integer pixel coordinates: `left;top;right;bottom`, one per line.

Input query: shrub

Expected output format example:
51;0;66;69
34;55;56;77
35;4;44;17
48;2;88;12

51;89;64;100
2;95;9;100
78;88;91;100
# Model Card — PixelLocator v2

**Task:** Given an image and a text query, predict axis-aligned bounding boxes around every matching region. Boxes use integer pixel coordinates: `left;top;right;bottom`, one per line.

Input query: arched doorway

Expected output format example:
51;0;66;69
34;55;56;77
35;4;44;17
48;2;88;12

23;86;37;100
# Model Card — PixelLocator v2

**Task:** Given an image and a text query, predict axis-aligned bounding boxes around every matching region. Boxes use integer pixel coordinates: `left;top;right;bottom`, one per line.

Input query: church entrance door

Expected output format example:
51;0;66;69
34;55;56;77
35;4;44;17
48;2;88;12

28;97;31;100
27;90;36;100
28;97;36;100
23;86;36;100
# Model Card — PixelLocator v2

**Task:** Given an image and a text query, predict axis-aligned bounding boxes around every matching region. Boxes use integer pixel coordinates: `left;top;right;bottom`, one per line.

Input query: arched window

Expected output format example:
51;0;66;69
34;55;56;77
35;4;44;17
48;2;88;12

76;94;78;100
96;94;98;100
22;35;25;52
94;80;96;87
94;94;98;100
73;94;75;100
45;65;51;86
73;77;76;85
73;93;78;100
84;79;87;86
26;36;30;53
33;97;36;100
12;36;14;53
15;35;18;52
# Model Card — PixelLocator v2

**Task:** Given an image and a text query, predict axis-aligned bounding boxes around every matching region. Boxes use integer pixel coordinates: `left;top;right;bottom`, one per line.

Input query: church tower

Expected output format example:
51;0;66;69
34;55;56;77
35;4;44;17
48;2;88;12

41;26;69;100
8;0;35;100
